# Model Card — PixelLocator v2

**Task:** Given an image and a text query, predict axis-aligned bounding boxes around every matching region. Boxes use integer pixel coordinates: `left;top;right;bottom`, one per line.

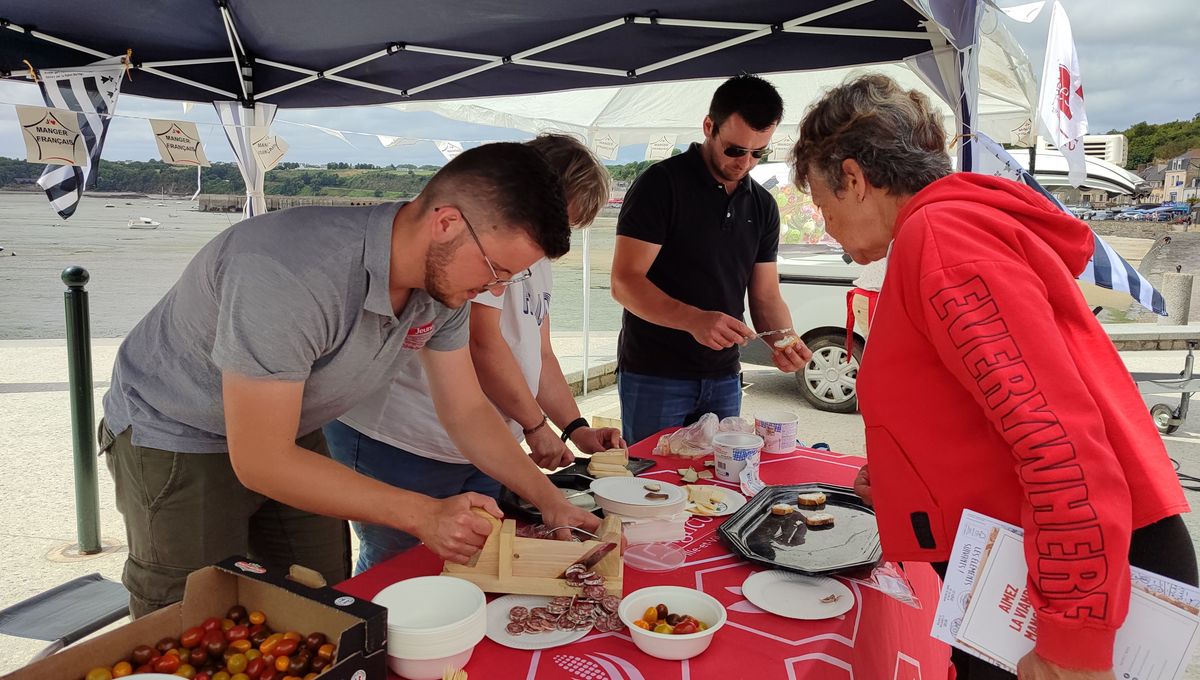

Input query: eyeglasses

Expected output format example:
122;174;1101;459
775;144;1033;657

715;129;772;159
455;208;533;288
723;144;772;160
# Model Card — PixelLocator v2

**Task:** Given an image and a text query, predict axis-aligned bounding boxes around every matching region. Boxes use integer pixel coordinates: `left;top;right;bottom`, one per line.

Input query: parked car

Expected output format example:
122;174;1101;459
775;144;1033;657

741;244;865;413
1087;210;1113;220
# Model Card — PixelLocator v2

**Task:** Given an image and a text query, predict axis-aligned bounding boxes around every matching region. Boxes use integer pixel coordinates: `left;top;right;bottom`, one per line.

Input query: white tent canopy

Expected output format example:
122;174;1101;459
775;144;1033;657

389;15;1036;153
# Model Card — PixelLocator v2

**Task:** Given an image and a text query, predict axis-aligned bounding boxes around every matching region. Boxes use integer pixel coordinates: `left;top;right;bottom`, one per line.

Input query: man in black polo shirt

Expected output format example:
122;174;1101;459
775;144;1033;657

610;75;812;444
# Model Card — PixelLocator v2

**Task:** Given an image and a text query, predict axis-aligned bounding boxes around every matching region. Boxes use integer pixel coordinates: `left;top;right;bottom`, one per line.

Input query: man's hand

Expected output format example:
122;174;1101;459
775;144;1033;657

770;334;812;373
416;492;503;565
1016;652;1115;680
570;427;626;454
526;425;575;470
853;464;872;507
540;501;602;542
689;311;753;350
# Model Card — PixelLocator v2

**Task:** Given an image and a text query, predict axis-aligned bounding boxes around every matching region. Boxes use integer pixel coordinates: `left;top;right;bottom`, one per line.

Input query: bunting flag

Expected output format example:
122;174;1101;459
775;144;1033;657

434;140;464;161
1037;1;1088;187
33;61;125;219
975;132;1166;316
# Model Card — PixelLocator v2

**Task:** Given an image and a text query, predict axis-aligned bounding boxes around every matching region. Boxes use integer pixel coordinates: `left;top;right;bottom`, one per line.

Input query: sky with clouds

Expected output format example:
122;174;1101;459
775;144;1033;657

1;0;1195;166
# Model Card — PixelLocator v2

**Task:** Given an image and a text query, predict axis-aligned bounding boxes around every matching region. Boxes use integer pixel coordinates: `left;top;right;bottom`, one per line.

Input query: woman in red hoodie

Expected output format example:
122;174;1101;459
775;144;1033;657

791;74;1195;680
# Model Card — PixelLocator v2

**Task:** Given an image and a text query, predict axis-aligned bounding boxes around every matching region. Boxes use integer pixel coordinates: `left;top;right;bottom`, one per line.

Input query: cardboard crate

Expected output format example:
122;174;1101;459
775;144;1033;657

2;556;388;680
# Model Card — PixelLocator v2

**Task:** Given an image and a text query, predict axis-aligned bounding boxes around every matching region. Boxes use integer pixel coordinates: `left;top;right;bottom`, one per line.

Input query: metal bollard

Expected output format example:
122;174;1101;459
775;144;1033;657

62;266;101;554
1158;270;1194;326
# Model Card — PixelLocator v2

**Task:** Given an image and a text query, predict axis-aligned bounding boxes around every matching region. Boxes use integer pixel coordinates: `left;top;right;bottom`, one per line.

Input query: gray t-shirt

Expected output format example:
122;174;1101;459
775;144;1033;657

102;202;468;453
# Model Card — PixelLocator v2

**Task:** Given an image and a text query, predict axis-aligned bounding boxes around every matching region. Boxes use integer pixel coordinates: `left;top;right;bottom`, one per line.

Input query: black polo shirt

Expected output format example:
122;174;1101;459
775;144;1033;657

616;143;780;379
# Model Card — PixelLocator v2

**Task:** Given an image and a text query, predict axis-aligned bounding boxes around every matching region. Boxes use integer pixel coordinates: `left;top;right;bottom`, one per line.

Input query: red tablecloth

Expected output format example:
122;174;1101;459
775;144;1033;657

337;435;952;680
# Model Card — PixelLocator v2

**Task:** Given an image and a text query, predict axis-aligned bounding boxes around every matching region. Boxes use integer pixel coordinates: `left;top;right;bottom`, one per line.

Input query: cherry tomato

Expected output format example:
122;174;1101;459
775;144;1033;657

248;611;266;626
84;668;112;680
176;663;197;679
281;632;301;642
188;647;209;667
244;657;265;678
201;617;223;633
274;656;291;673
212;672;232;680
633;619;651;630
272;639;299;658
226;624;250;643
655;603;669;621
303;632;326;652
229;639;252;654
157;637;180;654
652;622;673;634
245;649;261;661
308;657;328;674
180;626;205;649
221;618;235;632
226;605;249;624
258;667;278;680
230;675;250;680
642;607;658;624
665;613;681;626
286;654;309;676
204;630;227;656
304;675;318;680
259;633;283;656
673;620;698;635
111;661;133;678
226;652;248;675
130;645;156;666
194;673;211;680
315;643;335;661
135;665;153;675
153;653;181;674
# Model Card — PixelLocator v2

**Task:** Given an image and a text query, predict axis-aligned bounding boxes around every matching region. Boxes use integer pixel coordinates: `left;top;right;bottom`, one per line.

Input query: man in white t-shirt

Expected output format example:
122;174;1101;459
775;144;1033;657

326;135;623;573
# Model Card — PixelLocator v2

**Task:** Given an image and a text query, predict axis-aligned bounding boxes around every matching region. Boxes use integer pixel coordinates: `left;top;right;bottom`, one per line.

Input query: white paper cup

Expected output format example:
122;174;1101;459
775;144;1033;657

755;410;799;454
711;432;763;483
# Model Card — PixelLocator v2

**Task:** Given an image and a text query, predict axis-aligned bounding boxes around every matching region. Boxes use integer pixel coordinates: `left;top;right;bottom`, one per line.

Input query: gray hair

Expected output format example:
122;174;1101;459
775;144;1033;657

791;74;951;196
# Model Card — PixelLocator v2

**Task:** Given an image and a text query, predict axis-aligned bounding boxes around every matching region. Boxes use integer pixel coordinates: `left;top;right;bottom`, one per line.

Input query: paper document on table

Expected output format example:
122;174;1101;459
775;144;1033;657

933;510;1200;678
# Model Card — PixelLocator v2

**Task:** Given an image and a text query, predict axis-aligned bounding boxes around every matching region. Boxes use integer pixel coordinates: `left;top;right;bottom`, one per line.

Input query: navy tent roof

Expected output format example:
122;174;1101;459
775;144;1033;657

1;1;957;108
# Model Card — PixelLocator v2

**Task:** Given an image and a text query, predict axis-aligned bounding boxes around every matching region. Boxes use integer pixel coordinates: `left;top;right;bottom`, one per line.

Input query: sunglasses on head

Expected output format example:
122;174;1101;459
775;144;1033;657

723;144;771;160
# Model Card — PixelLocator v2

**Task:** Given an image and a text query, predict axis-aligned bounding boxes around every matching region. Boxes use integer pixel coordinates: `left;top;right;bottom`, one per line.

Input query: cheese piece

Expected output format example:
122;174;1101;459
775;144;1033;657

588;448;628;465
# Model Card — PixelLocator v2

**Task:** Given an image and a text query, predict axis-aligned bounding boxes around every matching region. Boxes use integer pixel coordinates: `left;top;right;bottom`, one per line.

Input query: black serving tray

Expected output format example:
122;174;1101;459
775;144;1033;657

557;455;657;479
499;472;604;524
717;483;882;576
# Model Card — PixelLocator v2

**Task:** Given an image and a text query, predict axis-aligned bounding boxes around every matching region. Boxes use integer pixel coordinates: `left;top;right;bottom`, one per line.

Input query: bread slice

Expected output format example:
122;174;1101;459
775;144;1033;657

589;448;628;466
773;335;800;350
797;492;827;508
803;512;835;527
770;503;794;516
587;458;633;477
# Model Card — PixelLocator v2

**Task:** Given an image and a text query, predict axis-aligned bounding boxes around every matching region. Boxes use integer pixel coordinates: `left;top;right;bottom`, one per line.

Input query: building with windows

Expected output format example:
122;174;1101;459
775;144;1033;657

1038;133;1128;167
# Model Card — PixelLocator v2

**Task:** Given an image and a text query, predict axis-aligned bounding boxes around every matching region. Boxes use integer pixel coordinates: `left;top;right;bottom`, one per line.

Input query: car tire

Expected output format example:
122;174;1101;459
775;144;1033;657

796;334;862;414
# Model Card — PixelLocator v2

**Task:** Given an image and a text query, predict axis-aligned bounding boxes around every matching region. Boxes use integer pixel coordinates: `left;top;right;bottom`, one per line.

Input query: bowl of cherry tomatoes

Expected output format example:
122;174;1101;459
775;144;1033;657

617;586;727;660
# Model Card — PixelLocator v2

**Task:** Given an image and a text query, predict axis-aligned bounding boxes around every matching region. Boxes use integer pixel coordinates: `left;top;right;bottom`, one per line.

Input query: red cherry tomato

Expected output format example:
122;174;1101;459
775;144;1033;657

152;653;181;674
201;617;222;633
181;626;205;649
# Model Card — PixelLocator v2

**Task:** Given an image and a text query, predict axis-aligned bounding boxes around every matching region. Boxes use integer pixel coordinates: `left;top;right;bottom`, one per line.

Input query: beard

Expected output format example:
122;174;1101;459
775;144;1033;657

423;238;463;308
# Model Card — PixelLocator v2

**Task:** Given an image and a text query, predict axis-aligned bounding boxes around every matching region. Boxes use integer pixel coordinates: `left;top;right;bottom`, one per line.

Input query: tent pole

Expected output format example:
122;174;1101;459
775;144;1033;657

582;228;591;396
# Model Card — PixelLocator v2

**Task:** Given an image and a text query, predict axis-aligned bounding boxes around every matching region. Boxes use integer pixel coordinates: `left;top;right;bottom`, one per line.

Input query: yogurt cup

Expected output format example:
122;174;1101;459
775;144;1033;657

711;432;763;483
755;410;799;454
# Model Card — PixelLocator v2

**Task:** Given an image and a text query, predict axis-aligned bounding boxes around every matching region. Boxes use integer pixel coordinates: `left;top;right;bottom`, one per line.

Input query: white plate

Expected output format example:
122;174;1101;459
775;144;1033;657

589;477;686;507
685;488;747;517
485;594;589;650
740;570;854;620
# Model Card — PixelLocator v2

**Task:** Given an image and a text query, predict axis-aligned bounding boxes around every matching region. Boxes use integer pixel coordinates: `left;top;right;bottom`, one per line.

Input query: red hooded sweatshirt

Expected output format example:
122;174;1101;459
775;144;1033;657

857;173;1189;670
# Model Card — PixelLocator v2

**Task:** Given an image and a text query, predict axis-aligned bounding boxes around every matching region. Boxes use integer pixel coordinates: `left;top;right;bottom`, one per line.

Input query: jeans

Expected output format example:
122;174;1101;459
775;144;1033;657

617;370;742;444
323;420;502;574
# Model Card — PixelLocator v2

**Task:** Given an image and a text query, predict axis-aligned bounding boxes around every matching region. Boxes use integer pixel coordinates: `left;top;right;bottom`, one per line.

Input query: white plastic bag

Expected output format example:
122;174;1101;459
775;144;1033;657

654;413;719;458
718;416;754;433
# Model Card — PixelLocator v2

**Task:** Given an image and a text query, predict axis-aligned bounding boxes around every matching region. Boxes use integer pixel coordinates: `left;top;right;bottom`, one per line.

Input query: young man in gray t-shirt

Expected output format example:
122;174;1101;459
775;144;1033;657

100;143;599;617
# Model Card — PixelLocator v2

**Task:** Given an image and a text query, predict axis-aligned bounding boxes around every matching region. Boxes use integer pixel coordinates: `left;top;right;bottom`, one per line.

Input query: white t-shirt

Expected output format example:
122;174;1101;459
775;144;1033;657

338;258;553;463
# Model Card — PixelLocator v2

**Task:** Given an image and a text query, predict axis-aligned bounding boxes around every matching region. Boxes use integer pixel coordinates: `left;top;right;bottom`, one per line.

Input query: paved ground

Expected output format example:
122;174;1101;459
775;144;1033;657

2;340;1197;675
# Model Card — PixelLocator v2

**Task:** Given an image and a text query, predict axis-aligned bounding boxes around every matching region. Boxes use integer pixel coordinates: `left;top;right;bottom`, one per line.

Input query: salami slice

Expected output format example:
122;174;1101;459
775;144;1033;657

508;606;530;621
506;621;526;635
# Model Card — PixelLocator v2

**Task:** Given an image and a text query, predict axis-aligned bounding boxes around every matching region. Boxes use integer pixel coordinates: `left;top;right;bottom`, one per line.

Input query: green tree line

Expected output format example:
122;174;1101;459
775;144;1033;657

1109;114;1200;169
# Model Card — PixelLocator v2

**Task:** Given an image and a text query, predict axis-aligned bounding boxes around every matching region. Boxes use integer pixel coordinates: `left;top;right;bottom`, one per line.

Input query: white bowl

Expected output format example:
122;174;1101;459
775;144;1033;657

590;477;687;518
374;576;487;658
618;585;727;660
388;646;474;680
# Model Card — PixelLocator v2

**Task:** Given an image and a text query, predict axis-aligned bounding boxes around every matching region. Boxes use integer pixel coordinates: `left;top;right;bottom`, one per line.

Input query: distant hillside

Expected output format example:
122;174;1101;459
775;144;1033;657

1111;114;1200;169
0;154;662;196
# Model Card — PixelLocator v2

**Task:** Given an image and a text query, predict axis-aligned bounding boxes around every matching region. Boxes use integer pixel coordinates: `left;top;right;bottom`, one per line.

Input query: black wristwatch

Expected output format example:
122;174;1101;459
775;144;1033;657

561;417;589;443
